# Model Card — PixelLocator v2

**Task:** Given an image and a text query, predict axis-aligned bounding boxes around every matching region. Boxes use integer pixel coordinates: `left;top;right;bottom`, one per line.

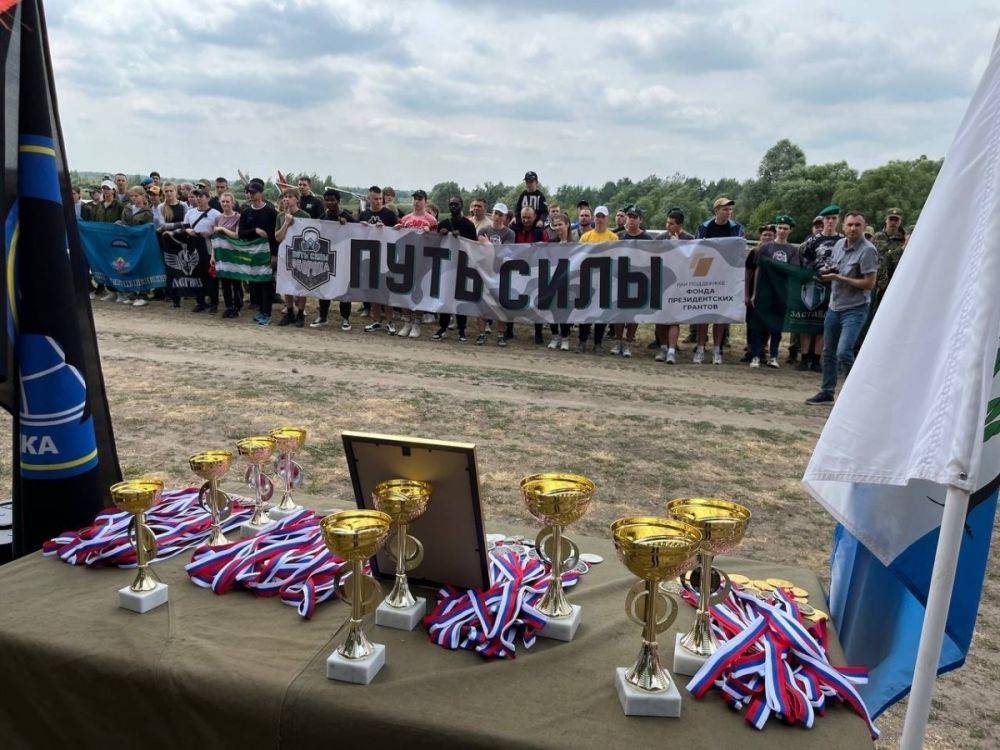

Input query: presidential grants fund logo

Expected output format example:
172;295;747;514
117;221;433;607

288;227;335;290
689;253;715;277
800;279;829;311
668;245;739;318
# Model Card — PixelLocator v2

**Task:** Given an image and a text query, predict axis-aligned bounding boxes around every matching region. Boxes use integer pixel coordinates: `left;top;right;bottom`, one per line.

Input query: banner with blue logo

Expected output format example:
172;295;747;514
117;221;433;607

78;220;167;292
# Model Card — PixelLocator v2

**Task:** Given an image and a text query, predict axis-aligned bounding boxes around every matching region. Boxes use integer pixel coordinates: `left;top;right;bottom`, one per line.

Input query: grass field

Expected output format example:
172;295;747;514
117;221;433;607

3;298;997;748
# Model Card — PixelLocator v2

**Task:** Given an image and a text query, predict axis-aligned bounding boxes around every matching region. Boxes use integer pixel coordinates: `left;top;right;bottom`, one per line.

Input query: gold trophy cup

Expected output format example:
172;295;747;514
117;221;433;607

520;473;594;639
322;510;392;684
112;478;169;613
611;516;702;716
236;436;276;533
666;498;751;673
189;450;233;547
268;426;307;515
372;479;433;628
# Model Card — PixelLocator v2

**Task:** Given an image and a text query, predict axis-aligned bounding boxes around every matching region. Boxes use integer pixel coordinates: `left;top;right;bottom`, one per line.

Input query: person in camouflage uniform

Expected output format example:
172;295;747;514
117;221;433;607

89;180;122;223
873;207;908;306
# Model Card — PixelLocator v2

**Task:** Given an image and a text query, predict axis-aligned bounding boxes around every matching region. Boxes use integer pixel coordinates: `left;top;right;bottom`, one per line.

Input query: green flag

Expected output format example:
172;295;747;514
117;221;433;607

211;234;272;282
751;257;828;335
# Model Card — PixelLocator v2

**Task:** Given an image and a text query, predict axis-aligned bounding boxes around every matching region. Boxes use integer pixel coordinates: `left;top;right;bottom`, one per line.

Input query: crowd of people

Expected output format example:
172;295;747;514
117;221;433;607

74;169;910;404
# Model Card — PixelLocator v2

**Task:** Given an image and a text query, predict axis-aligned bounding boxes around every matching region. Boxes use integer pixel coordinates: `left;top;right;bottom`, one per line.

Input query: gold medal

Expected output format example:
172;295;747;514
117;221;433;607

752;579;775;591
791;586;809;598
766;577;794;589
797;603;816;616
806;609;829;622
729;574;751;586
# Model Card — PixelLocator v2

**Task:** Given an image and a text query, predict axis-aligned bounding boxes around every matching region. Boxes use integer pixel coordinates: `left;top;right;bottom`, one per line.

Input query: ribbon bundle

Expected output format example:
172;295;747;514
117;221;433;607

685;585;879;738
423;542;586;659
185;509;354;619
42;487;253;567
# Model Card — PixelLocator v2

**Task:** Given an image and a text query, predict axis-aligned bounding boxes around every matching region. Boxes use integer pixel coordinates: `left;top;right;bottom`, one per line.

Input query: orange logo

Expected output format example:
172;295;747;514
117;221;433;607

690;254;714;277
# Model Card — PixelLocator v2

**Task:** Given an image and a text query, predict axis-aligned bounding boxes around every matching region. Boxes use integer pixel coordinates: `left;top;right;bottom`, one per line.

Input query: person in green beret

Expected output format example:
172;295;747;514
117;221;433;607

873;208;908;308
797;204;843;372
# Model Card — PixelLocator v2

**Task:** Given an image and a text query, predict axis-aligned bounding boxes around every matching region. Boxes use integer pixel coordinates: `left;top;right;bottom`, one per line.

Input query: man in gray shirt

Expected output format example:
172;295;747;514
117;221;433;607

806;211;879;404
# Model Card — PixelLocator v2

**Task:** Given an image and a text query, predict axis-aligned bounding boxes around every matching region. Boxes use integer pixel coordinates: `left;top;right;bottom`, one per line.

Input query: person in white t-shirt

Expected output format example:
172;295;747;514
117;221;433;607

183;188;221;313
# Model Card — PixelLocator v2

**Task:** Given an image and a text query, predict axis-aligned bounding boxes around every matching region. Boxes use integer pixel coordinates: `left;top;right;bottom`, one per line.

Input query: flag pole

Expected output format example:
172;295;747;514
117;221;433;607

900;484;971;748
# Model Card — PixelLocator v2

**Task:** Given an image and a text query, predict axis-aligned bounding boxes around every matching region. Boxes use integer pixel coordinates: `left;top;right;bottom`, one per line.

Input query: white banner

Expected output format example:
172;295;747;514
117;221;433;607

276;221;745;324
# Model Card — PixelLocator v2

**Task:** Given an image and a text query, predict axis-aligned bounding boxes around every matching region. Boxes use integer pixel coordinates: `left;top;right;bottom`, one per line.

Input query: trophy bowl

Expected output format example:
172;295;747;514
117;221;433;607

110;478;164;515
236;435;276;463
611;516;703;581
520;473;595;526
372;478;432;524
268;426;307;454
189;450;233;481
321;510;392;562
665;498;750;556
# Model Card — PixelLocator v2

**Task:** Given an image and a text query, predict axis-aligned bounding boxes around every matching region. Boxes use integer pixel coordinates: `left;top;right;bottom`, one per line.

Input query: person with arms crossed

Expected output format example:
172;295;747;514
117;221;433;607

654;207;695;362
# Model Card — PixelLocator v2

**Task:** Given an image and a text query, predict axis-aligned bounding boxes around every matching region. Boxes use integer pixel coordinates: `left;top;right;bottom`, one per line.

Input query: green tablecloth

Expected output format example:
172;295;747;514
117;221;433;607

0;521;873;749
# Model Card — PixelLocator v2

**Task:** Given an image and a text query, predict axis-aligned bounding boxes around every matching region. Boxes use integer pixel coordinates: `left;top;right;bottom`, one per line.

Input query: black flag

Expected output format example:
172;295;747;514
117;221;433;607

0;0;121;557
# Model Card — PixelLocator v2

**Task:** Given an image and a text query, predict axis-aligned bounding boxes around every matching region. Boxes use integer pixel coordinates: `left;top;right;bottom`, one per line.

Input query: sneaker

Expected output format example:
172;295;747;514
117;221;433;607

221;309;235;319
740;351;753;363
364;321;382;332
497;337;508;347
340;319;352;331
192;303;207;313
610;342;621;356
560;339;570;351
666;349;676;365
253;312;265;323
116;293;129;303
422;313;435;324
294;310;305;328
655;347;668;362
796;356;813;372
257;315;271;326
277;310;294;326
132;297;148;307
397;323;412;338
712;350;723;365
89;290;97;300
692;347;705;365
810;359;822;373
408;324;421;338
475;333;487;346
484;323;493;335
767;357;780;369
100;291;116;302
786;352;799;364
209;304;219;315
647;340;661;350
310;316;329;328
458;332;468;343
432;328;446;341
806;391;835;405
386;322;397;335
547;337;560;350
749;356;760;368
622;343;632;358
593;343;604;355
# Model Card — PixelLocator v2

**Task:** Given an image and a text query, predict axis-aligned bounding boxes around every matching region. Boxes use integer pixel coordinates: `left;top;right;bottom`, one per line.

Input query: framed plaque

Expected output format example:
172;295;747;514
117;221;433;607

341;431;489;591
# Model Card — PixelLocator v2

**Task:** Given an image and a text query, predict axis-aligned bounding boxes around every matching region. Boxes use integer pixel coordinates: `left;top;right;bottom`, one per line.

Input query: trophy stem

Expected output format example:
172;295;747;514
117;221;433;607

248;463;270;526
340;559;375;659
130;511;158;593
626;579;670;691
276;452;297;512
680;552;718;657
386;523;416;609
537;524;573;618
206;478;229;547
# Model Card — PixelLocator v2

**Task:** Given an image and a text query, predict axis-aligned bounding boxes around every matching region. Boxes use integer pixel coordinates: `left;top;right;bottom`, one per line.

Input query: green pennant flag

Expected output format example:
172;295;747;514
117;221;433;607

211;234;272;282
751;257;828;335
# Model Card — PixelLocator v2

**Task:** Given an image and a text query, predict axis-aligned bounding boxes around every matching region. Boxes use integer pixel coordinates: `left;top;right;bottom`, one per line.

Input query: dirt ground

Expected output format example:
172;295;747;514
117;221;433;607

4;298;998;747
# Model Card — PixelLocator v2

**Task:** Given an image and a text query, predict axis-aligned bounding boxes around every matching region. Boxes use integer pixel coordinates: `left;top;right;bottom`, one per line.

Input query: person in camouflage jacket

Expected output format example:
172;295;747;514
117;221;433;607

873;207;907;304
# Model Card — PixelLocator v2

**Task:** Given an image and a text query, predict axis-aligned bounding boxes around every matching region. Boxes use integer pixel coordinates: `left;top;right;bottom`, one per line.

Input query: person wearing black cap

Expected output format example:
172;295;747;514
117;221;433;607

653;208;696;361
310;188;357;331
749;216;800;368
611;206;651;357
358;186;399;334
238;178;279;325
797;204;843;371
692;197;744;365
433;196;477;343
514;171;548;228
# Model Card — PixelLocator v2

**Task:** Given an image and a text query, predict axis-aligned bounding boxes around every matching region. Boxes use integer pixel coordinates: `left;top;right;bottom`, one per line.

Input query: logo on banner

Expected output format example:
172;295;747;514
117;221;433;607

288;227;335;290
165;245;200;276
112;256;131;273
801;280;828;311
690;254;715;277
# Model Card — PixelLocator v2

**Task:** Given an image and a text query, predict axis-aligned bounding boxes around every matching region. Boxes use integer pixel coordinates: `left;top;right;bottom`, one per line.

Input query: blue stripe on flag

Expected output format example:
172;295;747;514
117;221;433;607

830;486;998;718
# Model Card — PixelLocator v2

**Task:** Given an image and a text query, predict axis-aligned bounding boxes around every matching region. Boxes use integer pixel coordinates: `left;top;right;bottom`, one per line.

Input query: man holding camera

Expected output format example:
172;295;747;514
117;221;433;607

805;211;878;405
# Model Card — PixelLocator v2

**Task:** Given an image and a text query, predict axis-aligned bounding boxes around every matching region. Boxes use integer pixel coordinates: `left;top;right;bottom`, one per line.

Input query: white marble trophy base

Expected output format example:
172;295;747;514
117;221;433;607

615;668;682;718
118;582;169;613
238;519;278;539
538;604;582;642
267;506;301;521
673;632;709;676
326;643;385;685
375;597;426;630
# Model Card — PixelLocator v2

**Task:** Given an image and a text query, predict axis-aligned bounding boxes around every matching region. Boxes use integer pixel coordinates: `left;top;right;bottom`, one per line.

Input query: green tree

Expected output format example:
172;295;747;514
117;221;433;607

758;139;807;183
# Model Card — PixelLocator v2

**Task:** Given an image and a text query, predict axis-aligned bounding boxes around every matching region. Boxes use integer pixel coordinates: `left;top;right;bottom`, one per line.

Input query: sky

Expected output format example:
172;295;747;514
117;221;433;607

46;0;997;189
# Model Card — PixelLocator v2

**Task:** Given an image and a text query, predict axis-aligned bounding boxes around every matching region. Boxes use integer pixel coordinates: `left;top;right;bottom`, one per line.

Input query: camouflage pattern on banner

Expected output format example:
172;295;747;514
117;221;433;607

276;222;746;324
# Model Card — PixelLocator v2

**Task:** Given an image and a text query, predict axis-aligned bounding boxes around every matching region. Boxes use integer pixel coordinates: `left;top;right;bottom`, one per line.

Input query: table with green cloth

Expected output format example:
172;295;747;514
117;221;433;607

0;522;873;749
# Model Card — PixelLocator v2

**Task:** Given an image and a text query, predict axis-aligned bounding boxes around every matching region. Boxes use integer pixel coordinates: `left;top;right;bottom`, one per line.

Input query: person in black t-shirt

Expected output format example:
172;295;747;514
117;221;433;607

238;179;279;325
296;176;325;219
432;196;477;342
797;205;843;372
358;186;398;334
514;171;548;228
311;188;357;331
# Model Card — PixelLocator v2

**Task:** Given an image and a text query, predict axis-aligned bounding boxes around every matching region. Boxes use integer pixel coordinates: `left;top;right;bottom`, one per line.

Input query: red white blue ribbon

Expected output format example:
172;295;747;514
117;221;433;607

423;541;586;659
685;583;879;739
42;487;253;567
185;509;354;619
